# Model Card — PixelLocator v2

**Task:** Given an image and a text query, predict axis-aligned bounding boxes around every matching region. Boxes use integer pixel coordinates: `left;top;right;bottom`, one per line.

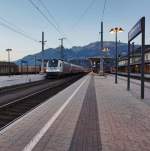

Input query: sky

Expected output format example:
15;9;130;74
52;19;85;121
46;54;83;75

0;0;150;61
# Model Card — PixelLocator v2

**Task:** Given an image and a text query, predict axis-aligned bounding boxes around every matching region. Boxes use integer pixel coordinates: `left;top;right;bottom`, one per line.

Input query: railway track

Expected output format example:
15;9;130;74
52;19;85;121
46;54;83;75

0;74;84;130
0;78;57;106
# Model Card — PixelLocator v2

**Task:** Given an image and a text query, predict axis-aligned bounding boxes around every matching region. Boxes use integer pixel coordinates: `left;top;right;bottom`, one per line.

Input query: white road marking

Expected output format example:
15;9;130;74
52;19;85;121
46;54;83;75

22;77;88;151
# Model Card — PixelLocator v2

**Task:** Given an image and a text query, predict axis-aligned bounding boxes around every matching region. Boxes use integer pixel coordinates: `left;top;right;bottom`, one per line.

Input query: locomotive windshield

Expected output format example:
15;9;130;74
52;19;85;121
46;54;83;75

48;59;58;67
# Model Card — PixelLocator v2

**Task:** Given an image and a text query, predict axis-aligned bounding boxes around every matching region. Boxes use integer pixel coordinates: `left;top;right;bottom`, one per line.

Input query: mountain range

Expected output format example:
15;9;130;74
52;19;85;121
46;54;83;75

15;41;128;66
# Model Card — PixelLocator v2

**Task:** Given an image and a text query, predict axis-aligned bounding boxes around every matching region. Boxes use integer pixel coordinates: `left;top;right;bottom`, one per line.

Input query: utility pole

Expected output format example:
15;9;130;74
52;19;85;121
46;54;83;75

101;21;103;50
99;21;104;75
35;55;37;74
115;31;118;84
6;48;12;75
110;27;124;84
40;32;47;73
59;37;66;60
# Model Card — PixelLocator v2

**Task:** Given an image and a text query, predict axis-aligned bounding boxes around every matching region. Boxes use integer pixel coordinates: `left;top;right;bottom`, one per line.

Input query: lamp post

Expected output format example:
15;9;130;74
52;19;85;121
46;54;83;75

109;27;124;84
6;48;12;75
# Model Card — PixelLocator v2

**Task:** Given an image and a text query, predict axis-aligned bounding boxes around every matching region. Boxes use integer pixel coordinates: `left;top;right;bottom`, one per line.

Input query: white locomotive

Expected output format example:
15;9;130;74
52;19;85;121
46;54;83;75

46;59;85;77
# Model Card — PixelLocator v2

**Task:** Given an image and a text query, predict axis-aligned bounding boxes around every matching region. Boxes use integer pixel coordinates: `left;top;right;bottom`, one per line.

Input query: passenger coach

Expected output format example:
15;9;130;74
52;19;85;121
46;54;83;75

46;59;85;78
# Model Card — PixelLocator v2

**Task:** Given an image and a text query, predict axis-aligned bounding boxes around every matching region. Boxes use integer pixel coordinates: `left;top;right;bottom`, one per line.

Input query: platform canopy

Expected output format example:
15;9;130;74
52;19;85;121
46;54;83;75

88;56;113;63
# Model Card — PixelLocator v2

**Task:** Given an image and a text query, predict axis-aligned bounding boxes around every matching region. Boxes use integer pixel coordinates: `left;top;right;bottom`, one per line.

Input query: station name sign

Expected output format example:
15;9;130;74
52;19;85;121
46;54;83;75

128;17;144;41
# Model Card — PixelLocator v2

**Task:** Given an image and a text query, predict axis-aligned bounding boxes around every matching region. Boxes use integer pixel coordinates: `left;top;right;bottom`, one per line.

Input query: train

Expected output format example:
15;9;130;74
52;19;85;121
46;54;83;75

0;62;42;75
46;59;90;78
0;58;91;76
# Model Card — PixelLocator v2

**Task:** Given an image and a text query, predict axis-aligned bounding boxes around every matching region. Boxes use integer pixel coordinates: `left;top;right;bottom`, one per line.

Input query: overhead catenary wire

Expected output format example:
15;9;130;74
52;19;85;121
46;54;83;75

72;0;97;30
28;0;62;36
0;16;27;34
0;17;39;42
62;0;97;46
29;0;74;47
38;0;60;29
101;0;107;21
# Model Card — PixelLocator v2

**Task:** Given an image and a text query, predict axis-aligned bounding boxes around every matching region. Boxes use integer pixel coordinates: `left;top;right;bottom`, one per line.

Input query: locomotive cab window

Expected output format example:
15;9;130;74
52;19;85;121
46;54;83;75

49;59;58;67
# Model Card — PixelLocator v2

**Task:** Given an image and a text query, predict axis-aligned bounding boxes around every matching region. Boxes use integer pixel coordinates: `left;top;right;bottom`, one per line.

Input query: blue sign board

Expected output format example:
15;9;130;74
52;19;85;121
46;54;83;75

127;16;145;99
128;18;142;41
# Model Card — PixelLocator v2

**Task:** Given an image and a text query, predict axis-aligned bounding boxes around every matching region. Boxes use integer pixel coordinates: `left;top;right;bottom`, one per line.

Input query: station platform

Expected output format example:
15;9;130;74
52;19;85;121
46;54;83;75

0;74;150;151
0;74;45;88
117;72;150;79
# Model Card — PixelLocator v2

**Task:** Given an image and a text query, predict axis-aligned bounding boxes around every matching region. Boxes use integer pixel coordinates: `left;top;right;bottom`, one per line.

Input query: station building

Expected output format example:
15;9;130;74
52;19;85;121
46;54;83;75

118;45;150;73
88;56;114;73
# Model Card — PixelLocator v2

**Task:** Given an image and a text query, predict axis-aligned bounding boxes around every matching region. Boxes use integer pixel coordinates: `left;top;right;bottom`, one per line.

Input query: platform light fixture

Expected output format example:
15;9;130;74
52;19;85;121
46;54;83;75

109;27;124;34
102;47;110;52
109;27;124;84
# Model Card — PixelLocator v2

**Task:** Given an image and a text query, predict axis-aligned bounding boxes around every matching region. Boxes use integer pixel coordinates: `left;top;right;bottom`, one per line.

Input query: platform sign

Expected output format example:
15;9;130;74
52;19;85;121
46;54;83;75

127;17;145;99
128;19;142;42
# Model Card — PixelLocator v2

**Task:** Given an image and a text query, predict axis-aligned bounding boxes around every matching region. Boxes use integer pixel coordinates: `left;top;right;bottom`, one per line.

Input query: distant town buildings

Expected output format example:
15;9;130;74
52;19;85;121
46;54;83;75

118;45;150;73
0;62;18;75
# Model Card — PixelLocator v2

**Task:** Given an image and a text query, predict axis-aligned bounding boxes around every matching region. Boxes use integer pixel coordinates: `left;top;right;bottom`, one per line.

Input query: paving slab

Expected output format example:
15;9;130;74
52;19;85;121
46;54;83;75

95;75;150;151
0;74;45;88
0;75;90;151
0;74;150;151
